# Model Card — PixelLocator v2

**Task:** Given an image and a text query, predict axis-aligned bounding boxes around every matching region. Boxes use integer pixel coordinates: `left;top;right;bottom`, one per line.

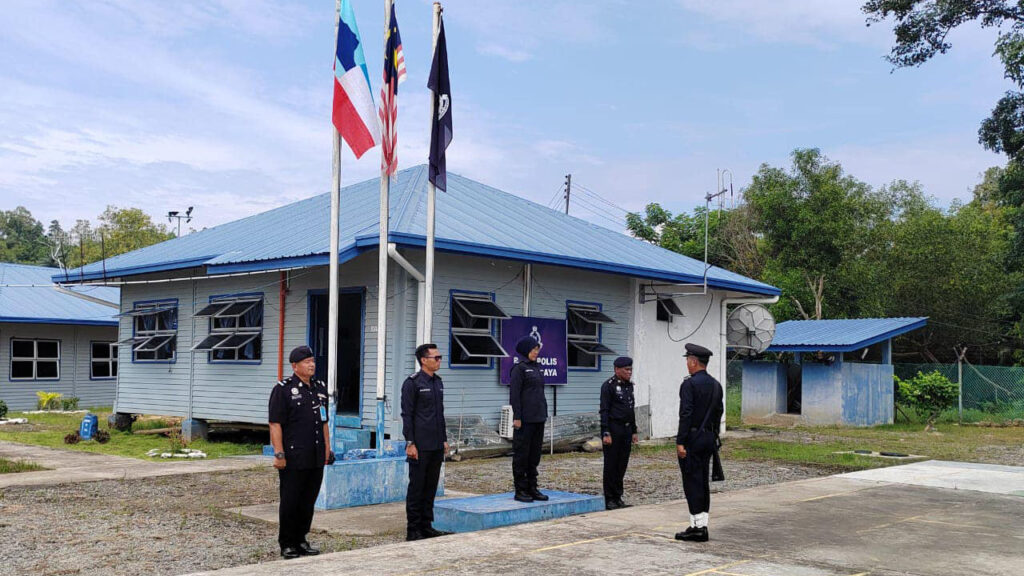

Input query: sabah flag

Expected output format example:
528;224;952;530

332;0;381;158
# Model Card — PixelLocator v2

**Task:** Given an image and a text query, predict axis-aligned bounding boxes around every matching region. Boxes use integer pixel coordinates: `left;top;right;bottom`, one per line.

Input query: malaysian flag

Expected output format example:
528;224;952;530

380;1;407;176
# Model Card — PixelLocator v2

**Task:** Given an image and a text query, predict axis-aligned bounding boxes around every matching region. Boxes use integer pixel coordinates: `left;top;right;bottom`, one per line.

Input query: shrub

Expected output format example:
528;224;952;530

64;431;81;444
36;391;63;411
0;399;7;420
894;371;959;431
61;397;80;411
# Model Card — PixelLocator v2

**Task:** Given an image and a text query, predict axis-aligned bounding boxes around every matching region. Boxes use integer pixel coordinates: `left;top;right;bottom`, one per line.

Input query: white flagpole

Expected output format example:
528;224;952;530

424;2;441;346
326;0;343;459
375;0;394;454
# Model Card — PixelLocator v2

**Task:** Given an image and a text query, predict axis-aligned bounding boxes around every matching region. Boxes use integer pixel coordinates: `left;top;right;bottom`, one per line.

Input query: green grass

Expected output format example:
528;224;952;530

0;409;262;460
0;457;47;474
642;419;1024;472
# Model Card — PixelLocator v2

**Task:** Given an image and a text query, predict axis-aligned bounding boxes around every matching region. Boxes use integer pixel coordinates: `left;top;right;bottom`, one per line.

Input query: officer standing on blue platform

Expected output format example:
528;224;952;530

268;345;334;559
675;343;723;543
600;356;639;510
509;335;549;503
401;343;451;541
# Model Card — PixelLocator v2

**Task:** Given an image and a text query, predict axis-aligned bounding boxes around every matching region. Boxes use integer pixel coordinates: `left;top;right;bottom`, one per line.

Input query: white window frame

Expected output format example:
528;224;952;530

566;303;616;369
90;342;118;380
191;296;263;363
450;292;509;367
11;338;61;381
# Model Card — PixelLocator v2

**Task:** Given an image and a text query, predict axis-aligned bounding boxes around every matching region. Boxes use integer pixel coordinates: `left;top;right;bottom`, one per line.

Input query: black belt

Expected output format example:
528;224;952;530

690;427;714;432
611;419;634;426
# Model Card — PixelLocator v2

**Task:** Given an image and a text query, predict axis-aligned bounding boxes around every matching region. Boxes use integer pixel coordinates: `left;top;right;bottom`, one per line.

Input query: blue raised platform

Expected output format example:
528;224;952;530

432;491;605;533
315;440;444;510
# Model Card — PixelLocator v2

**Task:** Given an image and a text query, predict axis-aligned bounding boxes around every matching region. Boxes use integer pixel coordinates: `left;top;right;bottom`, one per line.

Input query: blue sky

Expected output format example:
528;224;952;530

0;0;1012;233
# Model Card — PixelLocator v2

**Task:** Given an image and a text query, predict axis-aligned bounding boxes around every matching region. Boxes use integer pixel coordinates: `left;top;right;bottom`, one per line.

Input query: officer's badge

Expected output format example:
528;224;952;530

291;387;299;395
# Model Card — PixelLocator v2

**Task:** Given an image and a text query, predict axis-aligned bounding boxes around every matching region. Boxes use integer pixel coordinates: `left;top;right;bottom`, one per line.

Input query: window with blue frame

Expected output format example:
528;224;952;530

449;292;510;367
566;303;617;369
191;296;263;362
90;342;118;379
120;302;178;362
11;338;60;380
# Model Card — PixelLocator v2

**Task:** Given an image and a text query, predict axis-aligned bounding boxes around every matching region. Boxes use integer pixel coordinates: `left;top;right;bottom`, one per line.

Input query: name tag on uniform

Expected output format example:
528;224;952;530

319;405;327;422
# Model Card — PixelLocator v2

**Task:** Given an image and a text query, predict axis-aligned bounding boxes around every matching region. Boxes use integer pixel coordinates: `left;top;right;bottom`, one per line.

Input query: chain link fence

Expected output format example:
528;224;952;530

895;361;1024;422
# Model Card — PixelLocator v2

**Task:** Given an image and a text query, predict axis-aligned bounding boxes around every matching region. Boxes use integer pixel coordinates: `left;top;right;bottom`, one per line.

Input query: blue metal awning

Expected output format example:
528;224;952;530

766;317;928;353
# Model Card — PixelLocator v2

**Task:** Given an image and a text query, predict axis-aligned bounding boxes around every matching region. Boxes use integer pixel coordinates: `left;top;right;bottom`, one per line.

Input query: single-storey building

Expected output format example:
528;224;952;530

57;166;779;445
741;317;928;427
1;263;120;410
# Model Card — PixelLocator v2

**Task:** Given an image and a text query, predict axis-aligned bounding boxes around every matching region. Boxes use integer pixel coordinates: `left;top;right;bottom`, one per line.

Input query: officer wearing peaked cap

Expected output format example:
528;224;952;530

675;343;723;543
268;345;334;559
600;356;638;510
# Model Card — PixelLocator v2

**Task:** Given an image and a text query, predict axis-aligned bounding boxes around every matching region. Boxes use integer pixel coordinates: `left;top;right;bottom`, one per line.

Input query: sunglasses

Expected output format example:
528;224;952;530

424;355;443;360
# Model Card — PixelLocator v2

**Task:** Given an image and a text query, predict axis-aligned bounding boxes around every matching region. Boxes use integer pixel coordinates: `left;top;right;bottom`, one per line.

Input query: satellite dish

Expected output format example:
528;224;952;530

727;304;775;357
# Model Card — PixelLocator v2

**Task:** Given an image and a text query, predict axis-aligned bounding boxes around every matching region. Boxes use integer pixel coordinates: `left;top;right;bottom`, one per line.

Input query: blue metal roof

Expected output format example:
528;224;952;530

0;263;119;326
766;317;928;353
57;165;779;295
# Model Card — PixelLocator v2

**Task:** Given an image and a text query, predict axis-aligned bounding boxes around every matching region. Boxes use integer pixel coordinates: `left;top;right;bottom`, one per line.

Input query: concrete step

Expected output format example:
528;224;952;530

433;490;605;533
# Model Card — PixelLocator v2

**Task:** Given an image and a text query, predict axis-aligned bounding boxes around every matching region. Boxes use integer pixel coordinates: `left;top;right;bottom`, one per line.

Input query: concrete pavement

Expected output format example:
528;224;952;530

189;460;1024;576
0;440;268;488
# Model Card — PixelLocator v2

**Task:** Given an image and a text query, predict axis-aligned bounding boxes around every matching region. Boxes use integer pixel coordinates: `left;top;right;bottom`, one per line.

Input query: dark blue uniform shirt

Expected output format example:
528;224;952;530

400;370;447;451
676;370;723;447
509;360;547;423
268;374;329;469
600;376;637;436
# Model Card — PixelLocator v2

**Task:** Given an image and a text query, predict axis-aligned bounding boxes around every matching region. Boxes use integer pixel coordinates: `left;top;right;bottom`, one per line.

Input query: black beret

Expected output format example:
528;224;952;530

613;356;633;368
289;345;314;364
684;343;713;360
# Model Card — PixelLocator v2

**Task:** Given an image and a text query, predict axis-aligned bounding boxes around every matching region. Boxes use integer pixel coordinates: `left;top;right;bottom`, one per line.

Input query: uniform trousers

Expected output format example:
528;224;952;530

406;448;444;531
278;466;325;549
602;421;633;501
678;430;714;515
512;421;545;492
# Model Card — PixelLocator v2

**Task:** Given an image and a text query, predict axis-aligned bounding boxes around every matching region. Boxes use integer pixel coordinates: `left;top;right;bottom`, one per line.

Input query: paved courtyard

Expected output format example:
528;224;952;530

189;461;1024;576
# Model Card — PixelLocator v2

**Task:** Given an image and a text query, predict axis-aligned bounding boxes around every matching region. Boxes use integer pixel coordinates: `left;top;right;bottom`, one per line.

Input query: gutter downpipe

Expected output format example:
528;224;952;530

387;243;426;343
278;271;287;381
720;294;779;434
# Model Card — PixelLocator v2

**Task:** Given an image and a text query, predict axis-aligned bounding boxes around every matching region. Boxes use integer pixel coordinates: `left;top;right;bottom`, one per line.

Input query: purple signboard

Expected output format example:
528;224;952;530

500;316;568;385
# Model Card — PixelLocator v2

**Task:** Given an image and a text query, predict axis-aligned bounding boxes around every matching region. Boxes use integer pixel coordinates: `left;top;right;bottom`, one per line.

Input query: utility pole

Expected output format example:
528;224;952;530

564;173;572;215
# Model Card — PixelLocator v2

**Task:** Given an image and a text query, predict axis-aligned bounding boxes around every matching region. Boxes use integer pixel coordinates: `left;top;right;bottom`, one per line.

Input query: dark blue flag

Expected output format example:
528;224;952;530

428;17;451;191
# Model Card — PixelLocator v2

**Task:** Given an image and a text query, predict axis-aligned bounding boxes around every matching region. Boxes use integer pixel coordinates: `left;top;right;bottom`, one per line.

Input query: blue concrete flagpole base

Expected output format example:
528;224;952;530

376;399;385;454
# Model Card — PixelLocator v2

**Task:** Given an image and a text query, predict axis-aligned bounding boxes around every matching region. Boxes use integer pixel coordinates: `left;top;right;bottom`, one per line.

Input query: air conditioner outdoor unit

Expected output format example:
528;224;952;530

498;405;514;439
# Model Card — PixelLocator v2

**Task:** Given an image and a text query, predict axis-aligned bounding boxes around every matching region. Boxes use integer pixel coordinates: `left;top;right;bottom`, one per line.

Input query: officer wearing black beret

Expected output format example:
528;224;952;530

268;345;334;559
674;343;723;543
509;335;549;503
401;343;451;541
600;356;639;510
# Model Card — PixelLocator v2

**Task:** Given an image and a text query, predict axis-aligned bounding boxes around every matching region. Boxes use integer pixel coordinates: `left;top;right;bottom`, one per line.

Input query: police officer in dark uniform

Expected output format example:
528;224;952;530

509;335;549;503
401;343;451;541
600;356;639;510
675;343;723;543
268;345;334;559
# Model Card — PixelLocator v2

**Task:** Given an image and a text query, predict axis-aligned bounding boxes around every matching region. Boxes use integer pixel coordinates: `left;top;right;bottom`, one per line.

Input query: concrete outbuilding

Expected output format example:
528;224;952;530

742;317;927;426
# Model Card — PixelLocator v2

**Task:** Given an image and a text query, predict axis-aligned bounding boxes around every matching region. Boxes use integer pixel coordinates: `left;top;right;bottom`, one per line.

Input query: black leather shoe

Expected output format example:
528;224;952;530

605;499;621;510
406;530;425;541
615;498;630;508
281;546;301;559
674;527;708;542
514;491;534;503
529;489;549;501
421;526;452;538
297;541;320;556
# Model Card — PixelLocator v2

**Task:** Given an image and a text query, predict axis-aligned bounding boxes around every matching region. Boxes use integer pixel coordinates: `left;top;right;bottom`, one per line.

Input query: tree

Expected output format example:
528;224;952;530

0;206;49;264
52;206;174;270
744;149;890;321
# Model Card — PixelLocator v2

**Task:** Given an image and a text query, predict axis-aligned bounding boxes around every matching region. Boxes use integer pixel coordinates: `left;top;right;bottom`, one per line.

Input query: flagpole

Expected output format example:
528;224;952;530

375;0;395;455
424;2;441;346
326;0;343;460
